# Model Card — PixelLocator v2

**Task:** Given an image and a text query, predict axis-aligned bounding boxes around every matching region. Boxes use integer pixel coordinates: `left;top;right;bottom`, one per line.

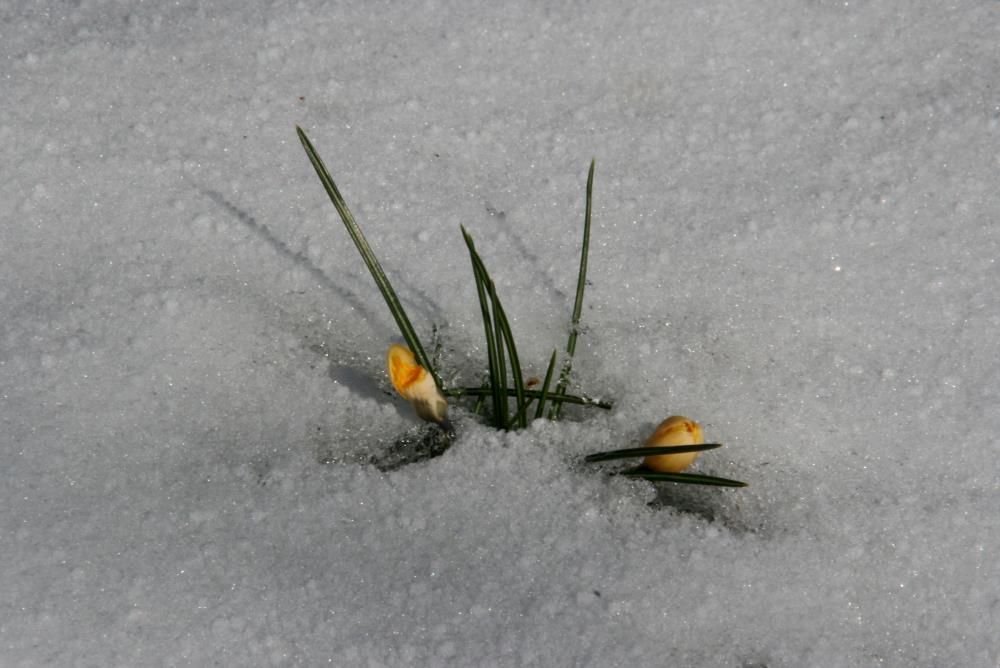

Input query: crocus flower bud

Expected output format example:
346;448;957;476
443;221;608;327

387;344;448;424
642;416;704;473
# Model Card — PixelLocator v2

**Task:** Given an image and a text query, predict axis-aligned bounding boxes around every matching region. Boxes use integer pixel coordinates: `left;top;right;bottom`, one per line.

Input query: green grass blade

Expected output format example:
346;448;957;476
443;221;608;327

512;397;535;426
296;126;438;384
462;225;530;429
584;444;724;463
550;158;595;420
472;377;489;415
534;349;558;420
619;470;748;487
443;386;611;409
486;277;527;429
492;290;509;429
461;225;504;428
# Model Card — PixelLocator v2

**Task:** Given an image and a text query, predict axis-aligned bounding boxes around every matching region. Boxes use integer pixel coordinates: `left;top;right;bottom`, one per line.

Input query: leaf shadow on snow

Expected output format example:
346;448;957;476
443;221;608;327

481;200;569;307
648;478;767;536
190;180;379;318
193;180;447;334
191;180;461;473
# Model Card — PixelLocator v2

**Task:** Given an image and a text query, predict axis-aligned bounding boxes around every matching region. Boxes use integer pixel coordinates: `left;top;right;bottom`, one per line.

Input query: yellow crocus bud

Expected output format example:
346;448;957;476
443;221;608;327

386;344;448;424
641;416;704;473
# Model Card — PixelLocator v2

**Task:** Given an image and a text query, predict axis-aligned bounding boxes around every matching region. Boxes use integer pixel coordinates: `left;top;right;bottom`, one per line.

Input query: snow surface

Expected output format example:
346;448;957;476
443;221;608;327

3;1;1000;665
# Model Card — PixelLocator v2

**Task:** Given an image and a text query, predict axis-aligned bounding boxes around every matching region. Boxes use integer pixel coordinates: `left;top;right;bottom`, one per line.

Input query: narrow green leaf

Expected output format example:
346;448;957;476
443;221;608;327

462;225;530;429
296;126;438;385
512;397;535;426
584;443;724;463
534;349;558;420
492;287;509;429
471;378;489;415
443;386;611;409
550;158;595;420
486;276;527;429
619;470;748;487
461;225;504;428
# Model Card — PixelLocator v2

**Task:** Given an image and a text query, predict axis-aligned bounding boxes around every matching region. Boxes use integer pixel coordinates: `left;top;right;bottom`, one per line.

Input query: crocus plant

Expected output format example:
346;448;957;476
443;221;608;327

296;126;746;488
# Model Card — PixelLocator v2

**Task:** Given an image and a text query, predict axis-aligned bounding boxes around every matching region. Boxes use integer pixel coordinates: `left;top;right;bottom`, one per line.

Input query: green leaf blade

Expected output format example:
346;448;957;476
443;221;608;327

533;349;558;420
620;470;748;488
584;444;724;463
296;126;438;385
443;386;611;409
550;158;595;420
491;286;509;429
486;278;527;429
461;225;505;429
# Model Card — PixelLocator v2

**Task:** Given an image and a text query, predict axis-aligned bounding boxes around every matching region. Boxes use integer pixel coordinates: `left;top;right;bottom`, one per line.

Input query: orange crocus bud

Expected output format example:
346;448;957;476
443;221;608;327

641;416;704;472
387;344;448;424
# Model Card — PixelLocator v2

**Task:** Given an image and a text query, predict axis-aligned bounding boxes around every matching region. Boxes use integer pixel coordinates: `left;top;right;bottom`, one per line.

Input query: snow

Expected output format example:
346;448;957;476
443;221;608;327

3;1;1000;665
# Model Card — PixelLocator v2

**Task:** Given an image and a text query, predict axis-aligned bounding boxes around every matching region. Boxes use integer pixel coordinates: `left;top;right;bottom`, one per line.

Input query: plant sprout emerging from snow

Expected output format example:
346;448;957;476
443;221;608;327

387;344;449;426
296;126;746;488
641;416;706;472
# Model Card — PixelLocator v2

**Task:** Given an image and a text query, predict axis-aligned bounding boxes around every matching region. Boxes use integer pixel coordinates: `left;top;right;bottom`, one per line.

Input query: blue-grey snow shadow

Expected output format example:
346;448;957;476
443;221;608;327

193;182;376;318
193;182;406;407
328;361;394;405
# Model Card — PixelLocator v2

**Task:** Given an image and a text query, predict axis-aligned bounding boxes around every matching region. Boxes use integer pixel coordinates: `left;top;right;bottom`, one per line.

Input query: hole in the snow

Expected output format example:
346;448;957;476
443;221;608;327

368;425;453;472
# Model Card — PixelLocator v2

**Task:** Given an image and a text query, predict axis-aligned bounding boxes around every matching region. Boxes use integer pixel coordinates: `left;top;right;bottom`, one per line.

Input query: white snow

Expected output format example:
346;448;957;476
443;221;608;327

3;1;1000;665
